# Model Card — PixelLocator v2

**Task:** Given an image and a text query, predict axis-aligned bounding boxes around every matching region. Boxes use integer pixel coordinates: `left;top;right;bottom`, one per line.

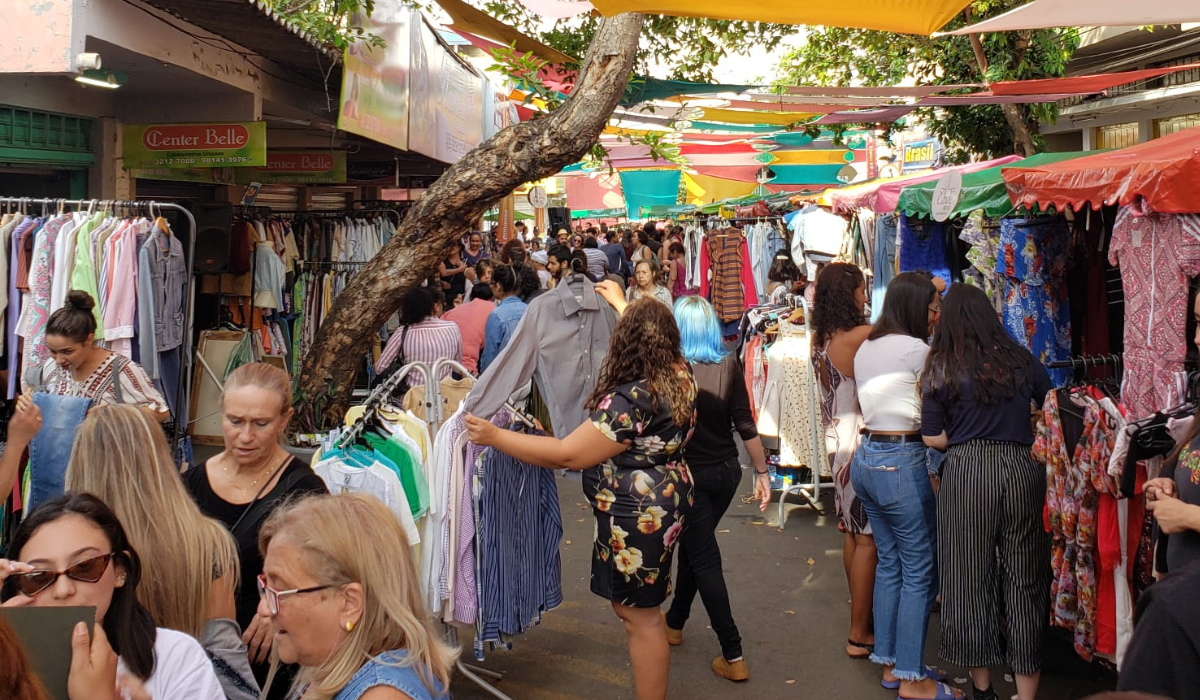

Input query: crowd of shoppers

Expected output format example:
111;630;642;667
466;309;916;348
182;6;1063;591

9;218;1200;700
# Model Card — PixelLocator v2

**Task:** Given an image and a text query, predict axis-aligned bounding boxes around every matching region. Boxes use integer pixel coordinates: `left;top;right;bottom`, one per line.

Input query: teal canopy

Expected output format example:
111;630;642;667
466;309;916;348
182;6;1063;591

619;170;681;219
621;78;762;107
896;151;1096;219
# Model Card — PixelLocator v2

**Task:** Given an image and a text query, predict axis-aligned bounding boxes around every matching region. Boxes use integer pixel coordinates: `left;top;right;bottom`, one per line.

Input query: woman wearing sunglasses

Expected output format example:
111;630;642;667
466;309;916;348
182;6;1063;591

1;492;224;700
255;493;455;700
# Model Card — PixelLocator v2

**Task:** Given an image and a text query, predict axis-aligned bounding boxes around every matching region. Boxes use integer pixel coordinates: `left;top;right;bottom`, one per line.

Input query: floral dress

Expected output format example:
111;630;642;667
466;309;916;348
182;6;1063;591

585;377;697;608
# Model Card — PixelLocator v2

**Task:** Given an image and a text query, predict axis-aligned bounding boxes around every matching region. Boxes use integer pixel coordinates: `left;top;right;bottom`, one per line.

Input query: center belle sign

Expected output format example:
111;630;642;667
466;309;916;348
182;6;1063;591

123;122;267;169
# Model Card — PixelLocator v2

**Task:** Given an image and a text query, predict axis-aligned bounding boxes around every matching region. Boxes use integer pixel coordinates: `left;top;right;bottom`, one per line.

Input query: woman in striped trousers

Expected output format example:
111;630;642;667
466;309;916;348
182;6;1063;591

920;285;1053;700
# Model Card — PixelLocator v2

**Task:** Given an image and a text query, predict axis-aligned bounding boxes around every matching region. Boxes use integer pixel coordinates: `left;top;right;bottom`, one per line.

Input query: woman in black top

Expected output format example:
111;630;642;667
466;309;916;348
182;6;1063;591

920;285;1052;700
183;362;327;700
439;247;469;306
663;296;770;684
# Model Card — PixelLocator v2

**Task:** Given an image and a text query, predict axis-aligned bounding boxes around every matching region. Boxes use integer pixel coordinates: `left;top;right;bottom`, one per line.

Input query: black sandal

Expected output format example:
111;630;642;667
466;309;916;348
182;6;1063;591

973;685;998;700
846;639;874;658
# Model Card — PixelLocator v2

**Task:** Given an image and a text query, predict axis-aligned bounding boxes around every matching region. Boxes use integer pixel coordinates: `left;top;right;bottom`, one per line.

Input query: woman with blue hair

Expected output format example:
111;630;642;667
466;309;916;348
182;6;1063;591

663;295;770;683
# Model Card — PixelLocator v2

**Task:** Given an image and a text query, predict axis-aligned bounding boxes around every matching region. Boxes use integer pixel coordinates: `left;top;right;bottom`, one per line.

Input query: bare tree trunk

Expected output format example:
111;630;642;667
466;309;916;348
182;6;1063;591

295;12;645;426
968;30;1037;156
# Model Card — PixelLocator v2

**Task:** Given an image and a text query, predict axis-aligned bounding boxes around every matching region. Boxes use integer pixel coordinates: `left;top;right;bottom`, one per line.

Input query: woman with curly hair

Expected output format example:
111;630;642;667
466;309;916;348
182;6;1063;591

466;296;696;700
810;262;876;660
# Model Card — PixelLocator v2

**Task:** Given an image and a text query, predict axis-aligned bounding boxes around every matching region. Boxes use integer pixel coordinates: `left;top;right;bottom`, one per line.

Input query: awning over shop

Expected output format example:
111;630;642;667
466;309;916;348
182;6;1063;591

896;151;1092;219
1003;128;1200;214
941;0;1200;35
684;173;760;205
572;208;629;220
820;156;1022;213
142;0;336;82
589;0;976;35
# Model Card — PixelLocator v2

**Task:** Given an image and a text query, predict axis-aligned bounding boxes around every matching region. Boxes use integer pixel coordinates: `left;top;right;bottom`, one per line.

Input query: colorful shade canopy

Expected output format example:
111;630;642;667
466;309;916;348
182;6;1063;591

989;63;1200;95
1003;127;1200;213
896;151;1093;219
941;0;1200;35
589;0;976;35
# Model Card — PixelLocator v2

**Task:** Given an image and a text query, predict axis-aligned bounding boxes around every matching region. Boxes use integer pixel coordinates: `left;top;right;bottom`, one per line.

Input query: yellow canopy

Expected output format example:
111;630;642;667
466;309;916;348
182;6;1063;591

588;0;975;36
433;0;575;64
684;173;759;205
772;150;857;165
692;107;817;126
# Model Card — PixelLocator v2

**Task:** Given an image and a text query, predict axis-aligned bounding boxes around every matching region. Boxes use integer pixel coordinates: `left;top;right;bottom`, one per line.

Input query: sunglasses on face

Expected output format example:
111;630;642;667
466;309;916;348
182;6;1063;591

11;553;115;597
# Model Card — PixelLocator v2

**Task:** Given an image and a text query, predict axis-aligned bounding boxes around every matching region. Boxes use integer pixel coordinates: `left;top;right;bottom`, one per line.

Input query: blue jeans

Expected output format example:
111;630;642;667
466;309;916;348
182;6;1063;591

850;439;938;680
29;392;94;511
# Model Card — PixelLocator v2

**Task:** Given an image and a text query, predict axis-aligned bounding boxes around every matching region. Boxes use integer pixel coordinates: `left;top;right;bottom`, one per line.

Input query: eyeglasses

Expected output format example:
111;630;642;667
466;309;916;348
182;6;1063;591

256;574;333;615
11;553;114;597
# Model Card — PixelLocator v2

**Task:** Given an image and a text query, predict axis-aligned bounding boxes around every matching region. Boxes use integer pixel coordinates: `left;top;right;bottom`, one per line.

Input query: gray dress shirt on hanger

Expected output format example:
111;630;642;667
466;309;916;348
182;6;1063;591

463;274;619;434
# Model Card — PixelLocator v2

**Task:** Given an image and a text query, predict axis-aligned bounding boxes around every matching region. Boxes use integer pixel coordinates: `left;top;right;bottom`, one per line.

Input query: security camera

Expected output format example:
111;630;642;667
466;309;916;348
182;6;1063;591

75;53;102;71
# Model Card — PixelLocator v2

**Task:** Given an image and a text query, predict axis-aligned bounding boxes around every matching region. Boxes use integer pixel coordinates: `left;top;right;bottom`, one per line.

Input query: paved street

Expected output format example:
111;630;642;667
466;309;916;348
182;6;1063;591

451;468;1117;700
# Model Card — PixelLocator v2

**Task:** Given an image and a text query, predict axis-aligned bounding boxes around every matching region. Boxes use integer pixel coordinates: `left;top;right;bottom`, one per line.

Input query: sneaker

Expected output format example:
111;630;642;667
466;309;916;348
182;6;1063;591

711;656;749;682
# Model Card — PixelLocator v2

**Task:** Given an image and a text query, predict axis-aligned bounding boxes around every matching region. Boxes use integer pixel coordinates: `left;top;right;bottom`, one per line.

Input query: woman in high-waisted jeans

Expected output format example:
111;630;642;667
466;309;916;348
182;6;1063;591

851;272;960;700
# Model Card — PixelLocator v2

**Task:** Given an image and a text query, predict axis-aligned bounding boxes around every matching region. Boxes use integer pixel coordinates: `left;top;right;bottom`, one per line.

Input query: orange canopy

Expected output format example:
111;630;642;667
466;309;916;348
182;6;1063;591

1003;127;1200;213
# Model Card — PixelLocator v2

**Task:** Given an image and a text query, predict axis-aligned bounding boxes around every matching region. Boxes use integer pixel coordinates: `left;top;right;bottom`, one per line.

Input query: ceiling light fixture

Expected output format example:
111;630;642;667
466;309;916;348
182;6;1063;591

74;69;126;89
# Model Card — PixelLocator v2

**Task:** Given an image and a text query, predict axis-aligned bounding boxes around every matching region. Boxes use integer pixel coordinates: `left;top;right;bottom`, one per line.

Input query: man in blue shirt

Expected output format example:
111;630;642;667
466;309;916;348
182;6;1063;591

479;264;528;372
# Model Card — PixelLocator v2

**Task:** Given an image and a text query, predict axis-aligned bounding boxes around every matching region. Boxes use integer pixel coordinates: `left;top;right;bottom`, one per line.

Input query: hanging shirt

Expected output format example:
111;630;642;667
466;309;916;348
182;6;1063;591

462;276;619;435
790;205;849;278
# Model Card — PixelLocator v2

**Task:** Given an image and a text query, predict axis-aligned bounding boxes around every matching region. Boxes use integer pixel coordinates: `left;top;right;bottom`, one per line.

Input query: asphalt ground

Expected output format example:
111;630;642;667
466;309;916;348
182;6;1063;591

449;467;1117;700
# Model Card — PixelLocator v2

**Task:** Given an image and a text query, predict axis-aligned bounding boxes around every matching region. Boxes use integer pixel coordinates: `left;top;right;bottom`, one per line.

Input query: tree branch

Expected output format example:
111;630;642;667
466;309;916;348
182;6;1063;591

296;11;646;425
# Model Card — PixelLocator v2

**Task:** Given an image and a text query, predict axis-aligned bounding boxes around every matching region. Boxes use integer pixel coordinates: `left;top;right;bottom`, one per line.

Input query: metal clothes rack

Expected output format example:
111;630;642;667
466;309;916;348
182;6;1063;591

1046;353;1123;370
340;358;516;699
0;197;197;452
263;208;403;227
766;295;825;529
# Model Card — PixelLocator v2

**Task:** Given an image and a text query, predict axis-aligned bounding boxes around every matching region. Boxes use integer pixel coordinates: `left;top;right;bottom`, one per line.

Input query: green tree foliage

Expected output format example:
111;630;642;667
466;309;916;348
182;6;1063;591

260;0;386;50
480;2;793;81
775;0;1079;161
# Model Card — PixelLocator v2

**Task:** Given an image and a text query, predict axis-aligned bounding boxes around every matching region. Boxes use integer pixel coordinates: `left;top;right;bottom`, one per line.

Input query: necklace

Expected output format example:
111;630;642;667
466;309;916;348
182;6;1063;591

222;451;287;495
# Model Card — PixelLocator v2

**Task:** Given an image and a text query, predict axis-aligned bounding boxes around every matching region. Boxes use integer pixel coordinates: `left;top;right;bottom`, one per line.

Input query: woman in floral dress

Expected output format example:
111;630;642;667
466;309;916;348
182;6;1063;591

466;296;696;700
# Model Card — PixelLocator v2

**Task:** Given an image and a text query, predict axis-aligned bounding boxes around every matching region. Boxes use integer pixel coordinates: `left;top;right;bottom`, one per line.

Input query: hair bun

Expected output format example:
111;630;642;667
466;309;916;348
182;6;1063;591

66;290;96;312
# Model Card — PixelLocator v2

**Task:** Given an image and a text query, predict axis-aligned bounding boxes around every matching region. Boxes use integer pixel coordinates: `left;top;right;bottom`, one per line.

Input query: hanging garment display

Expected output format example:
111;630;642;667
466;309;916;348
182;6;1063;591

790;204;849;279
997;217;1072;386
462;274;619;435
1108;204;1200;422
757;320;821;473
898;214;952;284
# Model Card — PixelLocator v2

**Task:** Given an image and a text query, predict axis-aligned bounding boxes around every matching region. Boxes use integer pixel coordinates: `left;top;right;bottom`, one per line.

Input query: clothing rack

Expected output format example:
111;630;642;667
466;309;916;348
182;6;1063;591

0;197;197;453
336;361;435;450
1046;353;1124;369
297;260;369;270
771;295;825;529
264;208;402;227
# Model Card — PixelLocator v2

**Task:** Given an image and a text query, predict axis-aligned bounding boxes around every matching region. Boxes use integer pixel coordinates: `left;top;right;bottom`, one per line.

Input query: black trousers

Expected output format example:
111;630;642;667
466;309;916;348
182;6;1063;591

665;459;743;660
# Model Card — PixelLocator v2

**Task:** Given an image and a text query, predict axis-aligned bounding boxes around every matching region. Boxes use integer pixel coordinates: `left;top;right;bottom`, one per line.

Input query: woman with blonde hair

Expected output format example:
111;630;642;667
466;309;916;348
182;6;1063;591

184;362;328;699
65;404;256;700
257;493;456;700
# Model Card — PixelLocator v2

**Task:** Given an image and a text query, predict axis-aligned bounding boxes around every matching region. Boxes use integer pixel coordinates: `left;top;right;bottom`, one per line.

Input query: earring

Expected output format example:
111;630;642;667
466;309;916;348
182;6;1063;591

344;621;354;632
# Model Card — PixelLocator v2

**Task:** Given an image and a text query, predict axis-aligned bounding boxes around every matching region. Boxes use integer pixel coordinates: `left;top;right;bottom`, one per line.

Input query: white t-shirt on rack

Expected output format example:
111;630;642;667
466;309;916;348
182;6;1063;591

117;628;224;700
854;333;930;433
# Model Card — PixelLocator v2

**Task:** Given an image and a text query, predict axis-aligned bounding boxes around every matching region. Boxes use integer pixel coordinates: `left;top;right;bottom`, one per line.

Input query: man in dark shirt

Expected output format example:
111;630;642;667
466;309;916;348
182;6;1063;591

1118;558;1200;700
